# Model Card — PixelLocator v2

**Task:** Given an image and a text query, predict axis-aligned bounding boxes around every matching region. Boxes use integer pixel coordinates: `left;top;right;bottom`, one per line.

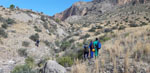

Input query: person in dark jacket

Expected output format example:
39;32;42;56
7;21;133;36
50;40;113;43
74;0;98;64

35;39;40;47
83;43;89;60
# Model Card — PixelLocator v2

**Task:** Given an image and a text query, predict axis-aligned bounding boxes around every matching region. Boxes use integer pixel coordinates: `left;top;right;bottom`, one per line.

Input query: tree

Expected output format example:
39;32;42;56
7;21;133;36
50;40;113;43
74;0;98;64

9;4;15;10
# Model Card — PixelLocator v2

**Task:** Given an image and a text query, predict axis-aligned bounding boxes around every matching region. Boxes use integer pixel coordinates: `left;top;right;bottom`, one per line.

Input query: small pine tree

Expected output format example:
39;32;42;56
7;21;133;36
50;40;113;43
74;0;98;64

9;4;15;10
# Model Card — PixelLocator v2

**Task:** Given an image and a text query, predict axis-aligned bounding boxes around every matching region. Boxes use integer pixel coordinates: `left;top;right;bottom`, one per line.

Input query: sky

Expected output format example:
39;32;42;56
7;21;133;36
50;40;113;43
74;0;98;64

0;0;91;16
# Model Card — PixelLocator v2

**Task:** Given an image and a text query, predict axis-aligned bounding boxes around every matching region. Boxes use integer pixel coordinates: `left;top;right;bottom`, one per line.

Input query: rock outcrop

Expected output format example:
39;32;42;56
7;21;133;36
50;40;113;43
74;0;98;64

42;60;66;73
54;0;149;21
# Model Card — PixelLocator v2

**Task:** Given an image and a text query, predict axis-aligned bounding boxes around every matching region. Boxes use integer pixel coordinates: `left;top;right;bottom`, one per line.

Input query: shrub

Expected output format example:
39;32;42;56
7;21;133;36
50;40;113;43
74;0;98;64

44;40;51;47
80;34;90;39
55;40;60;46
140;21;147;26
1;23;8;29
41;15;46;21
99;35;111;43
22;41;30;47
56;56;73;67
76;49;84;59
69;39;75;43
0;28;8;38
89;27;96;32
0;15;5;23
129;23;138;27
25;57;35;68
11;64;35;73
94;31;101;36
106;21;110;25
61;41;71;51
9;4;15;10
43;22;48;29
29;33;39;42
55;18;60;23
18;48;27;57
6;18;15;24
118;25;126;30
34;26;42;32
104;28;112;33
96;25;103;29
112;26;118;30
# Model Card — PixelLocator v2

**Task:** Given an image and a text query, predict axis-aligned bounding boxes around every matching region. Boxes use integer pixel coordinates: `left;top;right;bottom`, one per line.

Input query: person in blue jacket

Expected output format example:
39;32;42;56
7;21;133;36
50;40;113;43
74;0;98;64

89;40;94;59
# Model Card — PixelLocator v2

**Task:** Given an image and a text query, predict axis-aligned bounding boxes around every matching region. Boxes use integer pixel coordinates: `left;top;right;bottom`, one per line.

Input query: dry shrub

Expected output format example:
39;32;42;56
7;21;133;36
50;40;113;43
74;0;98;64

71;59;87;73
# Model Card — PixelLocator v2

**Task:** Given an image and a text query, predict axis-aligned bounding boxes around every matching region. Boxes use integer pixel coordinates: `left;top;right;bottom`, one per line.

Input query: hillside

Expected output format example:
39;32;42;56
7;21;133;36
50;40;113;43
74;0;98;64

0;6;71;73
54;1;150;73
0;0;150;73
54;0;149;21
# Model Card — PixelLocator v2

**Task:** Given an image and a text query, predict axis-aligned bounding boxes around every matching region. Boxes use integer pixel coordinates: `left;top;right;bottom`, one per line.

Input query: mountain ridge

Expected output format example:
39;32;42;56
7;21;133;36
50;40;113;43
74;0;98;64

54;0;149;21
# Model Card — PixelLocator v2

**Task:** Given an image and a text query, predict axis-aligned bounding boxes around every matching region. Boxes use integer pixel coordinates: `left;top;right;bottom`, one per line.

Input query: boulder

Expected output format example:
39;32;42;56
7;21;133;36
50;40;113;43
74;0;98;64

43;60;66;73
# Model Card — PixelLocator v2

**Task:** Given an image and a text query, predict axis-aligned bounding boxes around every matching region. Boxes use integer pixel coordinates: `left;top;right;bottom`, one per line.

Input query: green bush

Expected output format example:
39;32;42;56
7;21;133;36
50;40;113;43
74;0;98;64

29;33;39;42
44;40;51;47
22;41;30;47
1;23;8;29
11;64;35;73
6;18;15;24
18;48;27;57
9;4;15;10
118;25;126;30
55;18;60;23
80;34;90;39
89;27;96;32
55;40;60;46
34;26;42;32
0;28;8;38
43;22;48;29
25;57;35;68
56;56;73;67
140;21;147;26
99;35;111;43
61;41;71;51
129;23;138;27
0;15;5;23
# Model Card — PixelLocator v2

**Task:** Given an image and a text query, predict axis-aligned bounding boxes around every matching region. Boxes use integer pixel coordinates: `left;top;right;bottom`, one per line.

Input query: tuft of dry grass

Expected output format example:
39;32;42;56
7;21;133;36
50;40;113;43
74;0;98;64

71;59;87;73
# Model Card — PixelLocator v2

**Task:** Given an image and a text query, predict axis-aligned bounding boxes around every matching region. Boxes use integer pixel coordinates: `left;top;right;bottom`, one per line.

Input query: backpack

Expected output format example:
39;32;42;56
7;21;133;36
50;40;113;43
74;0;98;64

84;44;89;52
96;41;101;49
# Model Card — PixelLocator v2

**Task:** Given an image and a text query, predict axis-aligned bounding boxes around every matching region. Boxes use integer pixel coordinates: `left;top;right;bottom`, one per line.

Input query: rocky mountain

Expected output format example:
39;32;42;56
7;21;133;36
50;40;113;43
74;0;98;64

0;6;71;73
54;0;149;21
1;0;150;73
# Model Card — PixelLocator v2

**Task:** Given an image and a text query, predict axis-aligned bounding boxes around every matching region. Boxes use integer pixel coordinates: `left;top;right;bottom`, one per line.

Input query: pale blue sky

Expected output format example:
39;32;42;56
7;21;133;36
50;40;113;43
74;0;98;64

0;0;91;16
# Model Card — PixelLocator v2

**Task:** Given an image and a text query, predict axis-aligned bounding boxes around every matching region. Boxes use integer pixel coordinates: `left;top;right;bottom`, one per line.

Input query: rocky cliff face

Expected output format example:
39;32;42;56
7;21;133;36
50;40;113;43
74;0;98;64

54;0;149;21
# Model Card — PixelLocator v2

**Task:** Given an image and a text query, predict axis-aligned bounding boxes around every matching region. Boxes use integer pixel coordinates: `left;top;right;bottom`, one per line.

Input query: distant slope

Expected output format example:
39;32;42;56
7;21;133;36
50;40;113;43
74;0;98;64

54;0;149;21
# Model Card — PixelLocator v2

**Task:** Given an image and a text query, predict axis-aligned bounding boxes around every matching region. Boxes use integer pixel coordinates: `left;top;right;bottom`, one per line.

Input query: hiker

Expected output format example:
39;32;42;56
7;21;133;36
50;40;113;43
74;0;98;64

89;40;94;59
83;43;89;60
97;40;101;55
35;39;40;47
93;38;100;57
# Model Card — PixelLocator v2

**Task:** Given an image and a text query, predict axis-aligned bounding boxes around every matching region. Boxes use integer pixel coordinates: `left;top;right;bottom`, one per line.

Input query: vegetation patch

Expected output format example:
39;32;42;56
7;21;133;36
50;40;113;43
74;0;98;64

80;33;90;39
0;28;8;38
99;35;111;43
34;26;42;32
18;48;28;57
56;56;73;67
22;41;30;47
29;33;39;42
44;40;51;47
89;27;96;32
11;64;35;73
61;41;71;51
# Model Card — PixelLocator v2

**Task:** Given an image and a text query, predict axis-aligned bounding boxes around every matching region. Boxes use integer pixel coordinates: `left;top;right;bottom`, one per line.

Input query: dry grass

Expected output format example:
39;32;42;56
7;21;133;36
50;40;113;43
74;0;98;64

71;25;150;73
71;59;87;73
